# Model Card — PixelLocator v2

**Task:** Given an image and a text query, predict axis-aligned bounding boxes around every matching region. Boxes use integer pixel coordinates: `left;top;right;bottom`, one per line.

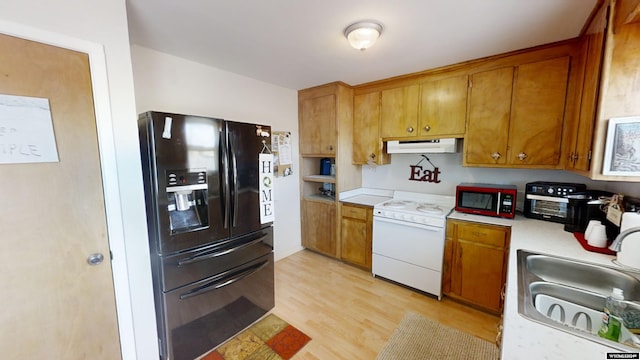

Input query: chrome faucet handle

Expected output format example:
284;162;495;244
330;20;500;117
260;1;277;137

609;226;640;252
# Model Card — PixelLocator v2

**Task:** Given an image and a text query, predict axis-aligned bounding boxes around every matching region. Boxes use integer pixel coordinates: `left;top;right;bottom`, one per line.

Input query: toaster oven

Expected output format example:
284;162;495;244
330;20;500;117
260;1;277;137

523;181;586;223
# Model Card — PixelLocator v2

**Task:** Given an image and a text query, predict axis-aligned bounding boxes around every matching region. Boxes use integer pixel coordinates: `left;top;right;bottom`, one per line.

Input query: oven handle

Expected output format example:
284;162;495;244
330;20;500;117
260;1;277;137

179;259;269;300
525;194;569;203
178;236;267;266
373;216;443;231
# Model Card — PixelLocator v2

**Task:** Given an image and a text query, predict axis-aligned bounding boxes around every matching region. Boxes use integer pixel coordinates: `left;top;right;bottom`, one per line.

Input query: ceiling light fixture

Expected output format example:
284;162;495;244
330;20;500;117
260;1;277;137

344;21;383;51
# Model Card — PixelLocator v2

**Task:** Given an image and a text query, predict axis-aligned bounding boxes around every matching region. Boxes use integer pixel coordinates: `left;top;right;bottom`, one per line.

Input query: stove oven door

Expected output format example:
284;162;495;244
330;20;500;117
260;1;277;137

372;216;445;298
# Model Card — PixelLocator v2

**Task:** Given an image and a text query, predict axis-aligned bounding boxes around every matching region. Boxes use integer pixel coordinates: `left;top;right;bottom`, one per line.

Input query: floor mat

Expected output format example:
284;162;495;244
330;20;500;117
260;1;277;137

377;311;499;360
201;313;311;360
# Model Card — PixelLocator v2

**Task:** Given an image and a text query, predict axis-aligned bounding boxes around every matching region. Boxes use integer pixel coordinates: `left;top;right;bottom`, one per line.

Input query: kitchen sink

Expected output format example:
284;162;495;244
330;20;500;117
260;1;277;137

517;250;640;351
526;253;640;299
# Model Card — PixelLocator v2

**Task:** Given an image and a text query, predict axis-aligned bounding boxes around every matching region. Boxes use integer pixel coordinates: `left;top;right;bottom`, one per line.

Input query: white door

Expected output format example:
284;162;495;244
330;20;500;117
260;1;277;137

0;33;121;359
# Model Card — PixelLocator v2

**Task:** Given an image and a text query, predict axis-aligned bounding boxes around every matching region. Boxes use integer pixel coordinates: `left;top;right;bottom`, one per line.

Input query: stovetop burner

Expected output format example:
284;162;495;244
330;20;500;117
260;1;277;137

416;203;444;215
382;200;415;208
374;191;455;224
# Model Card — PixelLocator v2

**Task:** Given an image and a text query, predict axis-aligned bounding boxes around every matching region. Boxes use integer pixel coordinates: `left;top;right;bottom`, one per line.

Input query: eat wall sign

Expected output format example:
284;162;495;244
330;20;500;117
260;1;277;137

408;155;441;183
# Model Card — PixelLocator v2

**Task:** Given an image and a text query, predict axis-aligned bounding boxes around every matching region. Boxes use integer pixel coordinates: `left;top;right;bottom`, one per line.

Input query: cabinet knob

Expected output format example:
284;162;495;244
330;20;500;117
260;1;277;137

328;145;334;151
424;125;431;132
87;253;104;266
517;152;528;161
491;152;501;160
370;153;376;159
407;127;414;133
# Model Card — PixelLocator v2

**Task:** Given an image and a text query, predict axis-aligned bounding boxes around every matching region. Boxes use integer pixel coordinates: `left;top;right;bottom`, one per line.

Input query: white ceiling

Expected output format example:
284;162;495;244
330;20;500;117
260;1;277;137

126;0;598;90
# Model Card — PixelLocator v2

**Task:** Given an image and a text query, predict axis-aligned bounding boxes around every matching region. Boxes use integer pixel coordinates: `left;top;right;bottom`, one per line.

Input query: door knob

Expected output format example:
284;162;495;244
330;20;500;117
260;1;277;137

87;253;104;266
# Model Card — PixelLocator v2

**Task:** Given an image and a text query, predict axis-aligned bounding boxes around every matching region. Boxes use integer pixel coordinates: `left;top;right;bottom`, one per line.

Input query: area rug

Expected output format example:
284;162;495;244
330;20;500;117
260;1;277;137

376;312;499;360
201;313;311;360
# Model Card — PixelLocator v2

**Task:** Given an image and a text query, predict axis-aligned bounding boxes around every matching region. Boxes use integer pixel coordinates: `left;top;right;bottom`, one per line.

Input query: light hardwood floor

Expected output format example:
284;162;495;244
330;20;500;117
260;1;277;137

273;249;501;359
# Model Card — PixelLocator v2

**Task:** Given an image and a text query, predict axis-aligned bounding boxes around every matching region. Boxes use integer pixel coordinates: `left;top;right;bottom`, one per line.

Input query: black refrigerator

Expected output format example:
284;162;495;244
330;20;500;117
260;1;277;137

138;111;274;360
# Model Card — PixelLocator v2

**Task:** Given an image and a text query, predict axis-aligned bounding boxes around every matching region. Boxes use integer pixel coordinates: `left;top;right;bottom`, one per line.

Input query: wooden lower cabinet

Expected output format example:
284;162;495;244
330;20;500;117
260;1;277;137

301;199;337;257
443;219;511;314
340;203;373;270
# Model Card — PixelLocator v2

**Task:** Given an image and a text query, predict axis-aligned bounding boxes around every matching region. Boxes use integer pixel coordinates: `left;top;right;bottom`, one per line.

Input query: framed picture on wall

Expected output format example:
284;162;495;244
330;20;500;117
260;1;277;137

603;116;640;176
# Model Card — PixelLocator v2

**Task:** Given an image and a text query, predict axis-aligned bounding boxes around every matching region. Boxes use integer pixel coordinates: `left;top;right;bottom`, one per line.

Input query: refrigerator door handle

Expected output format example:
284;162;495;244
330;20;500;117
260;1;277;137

178;259;269;300
221;130;231;229
177;236;266;266
229;138;239;227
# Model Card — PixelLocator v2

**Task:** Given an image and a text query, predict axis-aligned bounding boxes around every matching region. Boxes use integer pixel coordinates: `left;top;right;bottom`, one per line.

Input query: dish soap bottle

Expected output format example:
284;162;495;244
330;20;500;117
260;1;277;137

598;287;626;341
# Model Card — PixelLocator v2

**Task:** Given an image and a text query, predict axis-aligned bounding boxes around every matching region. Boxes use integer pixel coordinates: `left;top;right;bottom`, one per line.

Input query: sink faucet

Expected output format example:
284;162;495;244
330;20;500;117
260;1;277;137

609;227;640;252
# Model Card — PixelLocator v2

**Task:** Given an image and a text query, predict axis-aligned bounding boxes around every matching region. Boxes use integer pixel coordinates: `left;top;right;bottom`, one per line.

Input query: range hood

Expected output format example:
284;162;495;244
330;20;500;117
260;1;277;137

386;139;457;154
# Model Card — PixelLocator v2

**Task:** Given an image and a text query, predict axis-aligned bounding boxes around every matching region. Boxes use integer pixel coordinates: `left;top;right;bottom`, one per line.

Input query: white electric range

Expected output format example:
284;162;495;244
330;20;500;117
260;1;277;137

372;191;455;299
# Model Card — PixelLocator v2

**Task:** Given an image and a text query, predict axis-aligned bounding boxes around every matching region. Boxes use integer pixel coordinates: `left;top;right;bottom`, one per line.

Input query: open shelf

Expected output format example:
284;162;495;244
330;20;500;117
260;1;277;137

303;174;336;183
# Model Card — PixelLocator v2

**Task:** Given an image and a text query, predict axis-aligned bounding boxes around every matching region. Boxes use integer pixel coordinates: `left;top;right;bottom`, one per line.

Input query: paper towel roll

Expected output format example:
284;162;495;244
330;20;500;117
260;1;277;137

618;212;640;269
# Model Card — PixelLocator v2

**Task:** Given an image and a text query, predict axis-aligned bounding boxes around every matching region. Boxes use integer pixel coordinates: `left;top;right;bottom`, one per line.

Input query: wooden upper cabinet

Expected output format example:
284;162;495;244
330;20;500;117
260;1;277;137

465;56;571;168
566;3;609;172
353;91;390;165
509;56;570;166
299;93;336;156
419;74;469;137
465;67;514;165
380;84;420;139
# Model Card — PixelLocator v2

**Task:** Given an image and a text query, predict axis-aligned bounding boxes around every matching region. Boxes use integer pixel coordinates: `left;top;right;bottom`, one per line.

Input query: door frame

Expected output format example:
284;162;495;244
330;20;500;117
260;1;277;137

0;20;134;359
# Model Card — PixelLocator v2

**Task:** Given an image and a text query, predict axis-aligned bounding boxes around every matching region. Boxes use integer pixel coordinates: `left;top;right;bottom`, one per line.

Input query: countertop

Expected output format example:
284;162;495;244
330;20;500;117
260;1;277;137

453;211;632;359
339;188;393;207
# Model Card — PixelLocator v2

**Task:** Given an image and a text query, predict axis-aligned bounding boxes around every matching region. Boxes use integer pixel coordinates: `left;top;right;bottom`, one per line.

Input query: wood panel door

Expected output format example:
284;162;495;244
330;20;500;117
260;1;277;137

380;84;419;139
340;203;372;270
452;239;506;313
353;91;389;165
569;4;609;171
299;94;336;156
301;199;337;257
508;56;570;167
0;34;121;358
419;74;468;137
465;67;514;165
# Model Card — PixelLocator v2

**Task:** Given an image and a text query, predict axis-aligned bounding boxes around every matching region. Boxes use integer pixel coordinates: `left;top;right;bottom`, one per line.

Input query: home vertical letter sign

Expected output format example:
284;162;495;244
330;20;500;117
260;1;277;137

259;153;275;223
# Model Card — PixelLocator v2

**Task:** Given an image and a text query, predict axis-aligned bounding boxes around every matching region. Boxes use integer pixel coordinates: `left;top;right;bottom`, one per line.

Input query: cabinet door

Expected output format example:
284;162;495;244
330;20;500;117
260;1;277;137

451;239;506;313
465;67;513;165
569;4;608;171
353;92;389;165
509;56;570;167
340;204;372;270
380;84;419;138
300;94;336;155
301;200;337;257
419;75;468;137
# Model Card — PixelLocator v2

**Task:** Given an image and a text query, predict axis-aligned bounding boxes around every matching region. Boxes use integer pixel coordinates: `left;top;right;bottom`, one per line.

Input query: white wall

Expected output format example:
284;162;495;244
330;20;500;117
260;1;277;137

362;149;640;209
0;1;158;359
130;45;303;261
